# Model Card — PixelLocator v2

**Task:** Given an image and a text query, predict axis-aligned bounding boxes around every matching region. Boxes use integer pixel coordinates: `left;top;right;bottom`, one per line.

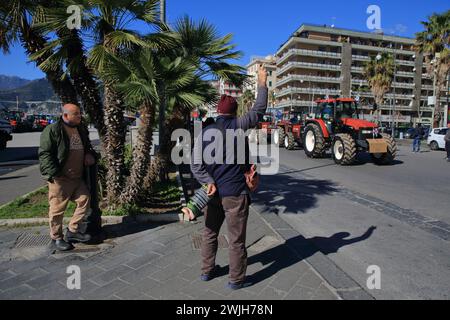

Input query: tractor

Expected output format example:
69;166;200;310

272;111;304;150
302;98;397;165
255;113;275;144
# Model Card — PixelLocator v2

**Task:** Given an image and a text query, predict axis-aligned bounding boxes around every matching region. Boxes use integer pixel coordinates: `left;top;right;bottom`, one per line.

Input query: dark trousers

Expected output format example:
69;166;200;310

446;142;450;159
201;195;250;283
412;137;421;152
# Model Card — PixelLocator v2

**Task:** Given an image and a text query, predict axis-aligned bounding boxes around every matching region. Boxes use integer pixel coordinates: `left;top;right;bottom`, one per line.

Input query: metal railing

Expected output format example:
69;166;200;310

277;75;343;86
278;48;341;65
278;61;341;75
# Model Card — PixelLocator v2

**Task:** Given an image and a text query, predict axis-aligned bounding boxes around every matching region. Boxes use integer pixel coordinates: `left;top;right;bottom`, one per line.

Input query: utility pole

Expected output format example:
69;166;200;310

158;0;167;155
160;0;166;24
391;43;397;138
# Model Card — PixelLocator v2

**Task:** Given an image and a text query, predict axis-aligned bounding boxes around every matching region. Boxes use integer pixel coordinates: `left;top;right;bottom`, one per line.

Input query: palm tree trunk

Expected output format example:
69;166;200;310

103;84;126;205
63;29;106;139
120;102;155;205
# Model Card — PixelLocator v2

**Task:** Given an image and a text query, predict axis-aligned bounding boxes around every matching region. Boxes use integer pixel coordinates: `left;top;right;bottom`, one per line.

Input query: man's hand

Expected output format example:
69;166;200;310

257;64;268;87
84;153;96;166
207;183;217;197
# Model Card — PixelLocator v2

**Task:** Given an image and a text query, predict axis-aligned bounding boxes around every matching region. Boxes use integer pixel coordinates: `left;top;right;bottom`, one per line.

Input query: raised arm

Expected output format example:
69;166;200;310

237;64;269;130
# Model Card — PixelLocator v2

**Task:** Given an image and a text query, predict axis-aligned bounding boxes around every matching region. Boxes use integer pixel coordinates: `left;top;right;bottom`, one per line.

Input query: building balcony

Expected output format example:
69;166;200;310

351;55;416;66
277;48;341;65
275;100;316;108
277;75;343;87
276;87;341;98
278;61;341;76
351;67;416;78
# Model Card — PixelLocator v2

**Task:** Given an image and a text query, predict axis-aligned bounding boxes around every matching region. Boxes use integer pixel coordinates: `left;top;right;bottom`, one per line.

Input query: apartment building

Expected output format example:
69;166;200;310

246;55;277;97
274;24;448;127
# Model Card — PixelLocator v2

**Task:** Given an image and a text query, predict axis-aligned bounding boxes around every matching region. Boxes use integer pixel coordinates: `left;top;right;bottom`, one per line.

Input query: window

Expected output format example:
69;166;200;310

269;81;272;87
269;71;272;76
437;128;448;135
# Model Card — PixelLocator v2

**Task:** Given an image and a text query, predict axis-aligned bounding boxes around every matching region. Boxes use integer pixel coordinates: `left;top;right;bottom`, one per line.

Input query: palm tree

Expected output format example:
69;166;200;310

415;10;450;128
146;16;246;185
363;52;395;123
269;90;277;108
238;89;255;116
104;47;216;205
32;0;172;205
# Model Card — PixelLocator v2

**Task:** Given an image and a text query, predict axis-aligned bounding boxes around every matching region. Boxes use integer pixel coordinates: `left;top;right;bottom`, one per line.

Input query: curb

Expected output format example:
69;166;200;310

250;205;375;300
0;212;186;228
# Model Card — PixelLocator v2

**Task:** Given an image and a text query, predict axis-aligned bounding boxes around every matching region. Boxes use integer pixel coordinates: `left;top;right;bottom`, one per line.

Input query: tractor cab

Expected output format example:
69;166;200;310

314;98;359;122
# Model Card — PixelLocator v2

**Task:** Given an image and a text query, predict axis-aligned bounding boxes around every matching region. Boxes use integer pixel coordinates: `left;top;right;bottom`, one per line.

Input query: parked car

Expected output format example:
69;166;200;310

427;127;448;150
0;112;13;150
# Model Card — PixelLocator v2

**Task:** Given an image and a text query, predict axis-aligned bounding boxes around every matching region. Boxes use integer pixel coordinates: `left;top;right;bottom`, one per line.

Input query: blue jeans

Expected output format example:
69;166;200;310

412;137;421;152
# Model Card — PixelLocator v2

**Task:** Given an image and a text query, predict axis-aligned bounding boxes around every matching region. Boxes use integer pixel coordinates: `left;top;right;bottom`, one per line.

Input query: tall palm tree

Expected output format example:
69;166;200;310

415;10;450;127
32;0;171;205
363;52;395;123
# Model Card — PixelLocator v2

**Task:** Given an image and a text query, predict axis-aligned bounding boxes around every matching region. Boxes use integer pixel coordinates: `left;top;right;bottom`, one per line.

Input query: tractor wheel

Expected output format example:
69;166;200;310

371;133;398;165
303;123;326;158
332;134;357;165
273;128;285;148
284;132;296;150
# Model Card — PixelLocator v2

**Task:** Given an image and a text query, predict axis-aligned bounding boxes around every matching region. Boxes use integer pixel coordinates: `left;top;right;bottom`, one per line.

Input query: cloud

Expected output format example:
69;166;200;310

384;24;408;35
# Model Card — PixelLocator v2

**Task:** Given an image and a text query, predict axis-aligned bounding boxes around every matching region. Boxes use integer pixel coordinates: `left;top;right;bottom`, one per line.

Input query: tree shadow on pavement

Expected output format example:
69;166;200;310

246;226;377;286
87;220;174;244
252;172;338;214
0;147;38;162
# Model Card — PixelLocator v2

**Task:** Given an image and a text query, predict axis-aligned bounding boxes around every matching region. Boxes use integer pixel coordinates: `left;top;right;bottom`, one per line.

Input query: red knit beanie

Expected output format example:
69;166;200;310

217;95;238;114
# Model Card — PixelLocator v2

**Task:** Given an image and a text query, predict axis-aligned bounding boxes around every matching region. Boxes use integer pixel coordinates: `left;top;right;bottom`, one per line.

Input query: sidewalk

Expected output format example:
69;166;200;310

0;207;341;300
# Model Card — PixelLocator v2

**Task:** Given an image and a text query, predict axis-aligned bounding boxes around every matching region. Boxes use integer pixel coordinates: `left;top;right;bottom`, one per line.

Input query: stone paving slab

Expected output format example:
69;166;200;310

0;208;341;300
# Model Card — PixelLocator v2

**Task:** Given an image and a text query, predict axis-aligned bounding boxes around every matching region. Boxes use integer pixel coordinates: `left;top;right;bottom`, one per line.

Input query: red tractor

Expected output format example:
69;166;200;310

302;98;397;165
255;113;276;144
272;111;304;150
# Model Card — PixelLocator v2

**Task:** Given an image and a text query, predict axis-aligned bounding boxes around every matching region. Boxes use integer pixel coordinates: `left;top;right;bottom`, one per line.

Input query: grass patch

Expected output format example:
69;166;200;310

0;186;76;219
0;174;182;220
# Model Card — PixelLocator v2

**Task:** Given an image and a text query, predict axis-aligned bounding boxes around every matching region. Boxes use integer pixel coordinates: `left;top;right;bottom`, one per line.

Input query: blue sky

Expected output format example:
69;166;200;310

0;0;448;80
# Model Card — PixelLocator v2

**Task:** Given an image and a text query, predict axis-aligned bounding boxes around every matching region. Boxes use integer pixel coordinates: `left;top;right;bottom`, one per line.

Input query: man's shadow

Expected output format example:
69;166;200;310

217;226;376;286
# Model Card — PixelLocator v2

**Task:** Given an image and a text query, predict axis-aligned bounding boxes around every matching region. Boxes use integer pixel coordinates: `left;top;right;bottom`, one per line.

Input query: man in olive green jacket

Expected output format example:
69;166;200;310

39;103;97;251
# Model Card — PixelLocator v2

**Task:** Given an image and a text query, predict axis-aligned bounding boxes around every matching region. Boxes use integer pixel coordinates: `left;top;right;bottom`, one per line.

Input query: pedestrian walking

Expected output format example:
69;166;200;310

412;123;425;152
39;103;97;251
445;123;450;162
190;64;268;290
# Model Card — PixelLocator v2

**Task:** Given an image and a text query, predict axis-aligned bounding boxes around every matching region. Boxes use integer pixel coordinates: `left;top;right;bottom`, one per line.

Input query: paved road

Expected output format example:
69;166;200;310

0;130;100;205
252;143;450;299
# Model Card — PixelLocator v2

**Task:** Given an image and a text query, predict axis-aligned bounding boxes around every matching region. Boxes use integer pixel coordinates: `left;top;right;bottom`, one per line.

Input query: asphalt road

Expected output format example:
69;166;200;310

252;142;450;299
0;129;100;205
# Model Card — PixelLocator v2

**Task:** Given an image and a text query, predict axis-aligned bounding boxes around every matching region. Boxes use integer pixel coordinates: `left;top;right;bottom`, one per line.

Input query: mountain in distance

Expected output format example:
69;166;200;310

0;78;57;102
0;75;33;91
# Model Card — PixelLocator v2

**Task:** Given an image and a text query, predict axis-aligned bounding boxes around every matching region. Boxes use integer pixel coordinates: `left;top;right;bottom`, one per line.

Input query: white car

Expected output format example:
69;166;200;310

427;127;448;150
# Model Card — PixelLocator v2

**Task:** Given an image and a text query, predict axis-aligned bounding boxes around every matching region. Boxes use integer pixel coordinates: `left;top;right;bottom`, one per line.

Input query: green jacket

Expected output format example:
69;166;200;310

38;117;96;181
